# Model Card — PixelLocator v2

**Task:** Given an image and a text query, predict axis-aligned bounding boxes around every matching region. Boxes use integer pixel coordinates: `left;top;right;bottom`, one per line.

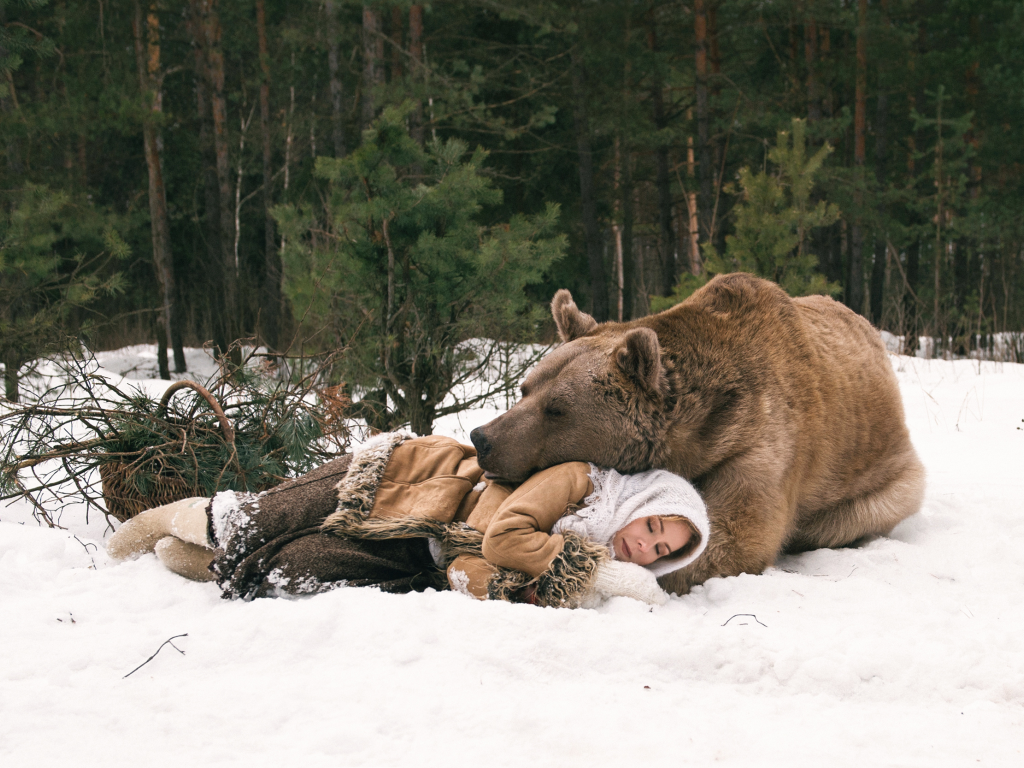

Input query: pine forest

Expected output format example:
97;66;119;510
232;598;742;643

2;0;1023;415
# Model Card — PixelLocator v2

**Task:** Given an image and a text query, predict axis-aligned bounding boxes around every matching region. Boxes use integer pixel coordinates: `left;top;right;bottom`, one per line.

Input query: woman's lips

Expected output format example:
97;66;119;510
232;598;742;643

621;539;632;559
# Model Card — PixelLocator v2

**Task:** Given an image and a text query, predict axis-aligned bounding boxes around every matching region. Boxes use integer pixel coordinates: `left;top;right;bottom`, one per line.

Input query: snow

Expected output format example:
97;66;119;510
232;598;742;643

210;490;254;549
2;347;1023;767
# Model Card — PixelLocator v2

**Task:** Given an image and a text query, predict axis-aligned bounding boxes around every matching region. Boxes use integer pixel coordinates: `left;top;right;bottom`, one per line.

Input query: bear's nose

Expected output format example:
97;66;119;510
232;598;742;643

470;428;491;460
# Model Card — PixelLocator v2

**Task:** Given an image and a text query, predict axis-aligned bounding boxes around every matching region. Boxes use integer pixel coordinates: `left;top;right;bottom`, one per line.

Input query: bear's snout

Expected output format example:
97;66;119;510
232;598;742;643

469;427;491;460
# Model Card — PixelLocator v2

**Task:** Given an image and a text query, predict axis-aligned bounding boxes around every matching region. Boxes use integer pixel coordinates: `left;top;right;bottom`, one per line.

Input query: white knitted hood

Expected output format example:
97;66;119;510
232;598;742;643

550;465;709;578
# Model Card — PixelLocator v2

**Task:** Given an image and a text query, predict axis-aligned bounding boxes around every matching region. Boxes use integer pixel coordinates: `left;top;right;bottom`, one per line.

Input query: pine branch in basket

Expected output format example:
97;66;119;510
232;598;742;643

1;349;350;528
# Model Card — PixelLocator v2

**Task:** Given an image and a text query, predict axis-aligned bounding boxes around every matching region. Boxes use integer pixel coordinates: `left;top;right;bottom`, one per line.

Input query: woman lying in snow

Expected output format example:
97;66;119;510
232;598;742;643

107;433;709;607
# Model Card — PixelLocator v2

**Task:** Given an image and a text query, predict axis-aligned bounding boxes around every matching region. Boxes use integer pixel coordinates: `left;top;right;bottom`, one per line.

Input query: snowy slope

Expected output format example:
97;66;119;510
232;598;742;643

1;349;1022;767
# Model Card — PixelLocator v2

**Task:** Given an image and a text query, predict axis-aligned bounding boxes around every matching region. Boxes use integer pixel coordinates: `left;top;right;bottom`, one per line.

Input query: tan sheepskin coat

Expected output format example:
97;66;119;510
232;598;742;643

321;434;603;604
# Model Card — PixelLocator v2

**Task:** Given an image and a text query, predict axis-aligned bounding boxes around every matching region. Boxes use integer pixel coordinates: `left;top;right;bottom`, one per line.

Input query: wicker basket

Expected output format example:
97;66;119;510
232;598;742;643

99;380;235;522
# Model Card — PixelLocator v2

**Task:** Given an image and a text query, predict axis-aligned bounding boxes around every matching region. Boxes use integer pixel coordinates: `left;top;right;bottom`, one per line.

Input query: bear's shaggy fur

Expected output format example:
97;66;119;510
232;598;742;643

470;273;925;594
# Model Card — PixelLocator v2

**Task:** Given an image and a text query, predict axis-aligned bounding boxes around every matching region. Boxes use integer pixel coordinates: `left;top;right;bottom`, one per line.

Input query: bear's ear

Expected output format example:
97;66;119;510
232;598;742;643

552;289;598;342
615;328;665;396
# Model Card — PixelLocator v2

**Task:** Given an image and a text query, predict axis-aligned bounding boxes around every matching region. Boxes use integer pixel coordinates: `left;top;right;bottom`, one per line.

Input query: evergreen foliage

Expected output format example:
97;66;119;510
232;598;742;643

654;118;840;310
0;350;349;527
0;184;128;401
0;0;1021;373
275;106;565;434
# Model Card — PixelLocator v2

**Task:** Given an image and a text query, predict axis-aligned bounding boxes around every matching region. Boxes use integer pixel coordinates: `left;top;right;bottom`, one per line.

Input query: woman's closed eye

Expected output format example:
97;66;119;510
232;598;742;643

650;518;667;556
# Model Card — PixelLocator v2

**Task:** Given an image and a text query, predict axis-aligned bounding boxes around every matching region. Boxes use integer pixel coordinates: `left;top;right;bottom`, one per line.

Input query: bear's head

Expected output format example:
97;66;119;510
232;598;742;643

470;290;669;483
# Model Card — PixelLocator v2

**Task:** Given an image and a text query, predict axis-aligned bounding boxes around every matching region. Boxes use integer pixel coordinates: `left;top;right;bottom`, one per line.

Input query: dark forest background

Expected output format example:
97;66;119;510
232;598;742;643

3;1;1024;404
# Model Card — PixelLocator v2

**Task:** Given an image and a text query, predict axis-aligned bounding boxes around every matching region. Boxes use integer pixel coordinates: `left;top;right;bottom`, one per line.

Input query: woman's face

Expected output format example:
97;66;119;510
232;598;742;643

613;516;691;566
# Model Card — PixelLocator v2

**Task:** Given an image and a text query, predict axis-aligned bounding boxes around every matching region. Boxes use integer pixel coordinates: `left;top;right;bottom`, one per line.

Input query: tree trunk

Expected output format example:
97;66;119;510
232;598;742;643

708;4;724;257
390;6;403;80
612;137;626;321
870;16;889;326
409;5;425;146
847;0;867;315
618;11;636;318
933;90;945;345
133;1;185;375
805;16;821;122
622;146;637;319
326;0;345;159
362;6;383;130
685;108;700;276
903;80;921;356
694;0;713;246
284;55;295;193
197;77;226;351
256;0;283;351
2;264;22;399
0;9;23;176
207;4;237;339
187;15;227;353
3;347;19;403
904;239;920;355
409;395;435;437
648;24;676;295
570;47;607;322
191;0;237;352
709;5;721;80
156;314;170;380
869;96;888;325
820;24;834;118
848;226;865;315
953;239;971;355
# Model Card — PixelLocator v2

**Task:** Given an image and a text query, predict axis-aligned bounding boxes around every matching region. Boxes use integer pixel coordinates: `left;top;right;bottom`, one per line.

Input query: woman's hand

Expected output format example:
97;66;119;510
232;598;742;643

589;560;670;606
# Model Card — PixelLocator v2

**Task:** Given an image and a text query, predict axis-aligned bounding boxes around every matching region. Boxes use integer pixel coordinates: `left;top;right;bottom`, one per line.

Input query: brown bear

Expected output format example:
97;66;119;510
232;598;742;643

470;272;925;595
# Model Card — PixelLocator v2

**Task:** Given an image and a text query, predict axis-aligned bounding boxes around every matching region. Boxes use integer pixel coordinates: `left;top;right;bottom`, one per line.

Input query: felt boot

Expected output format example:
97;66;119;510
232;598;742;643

154;537;217;581
107;497;212;560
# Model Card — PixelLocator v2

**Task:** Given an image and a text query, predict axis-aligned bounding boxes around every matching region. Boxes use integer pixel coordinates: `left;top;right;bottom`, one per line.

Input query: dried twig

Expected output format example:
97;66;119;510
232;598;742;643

123;634;188;679
721;613;767;628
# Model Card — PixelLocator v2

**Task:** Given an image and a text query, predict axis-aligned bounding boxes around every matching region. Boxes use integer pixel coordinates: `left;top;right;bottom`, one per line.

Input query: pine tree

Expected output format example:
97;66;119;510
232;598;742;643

0;184;128;401
274;106;565;435
655;118;840;310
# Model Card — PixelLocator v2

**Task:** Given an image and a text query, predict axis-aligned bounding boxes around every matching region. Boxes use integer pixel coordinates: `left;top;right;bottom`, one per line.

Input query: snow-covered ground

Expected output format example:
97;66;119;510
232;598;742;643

2;346;1022;767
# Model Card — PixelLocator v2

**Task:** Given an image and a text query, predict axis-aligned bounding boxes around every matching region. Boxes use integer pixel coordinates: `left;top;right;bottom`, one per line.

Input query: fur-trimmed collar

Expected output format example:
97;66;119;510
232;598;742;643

322;431;411;531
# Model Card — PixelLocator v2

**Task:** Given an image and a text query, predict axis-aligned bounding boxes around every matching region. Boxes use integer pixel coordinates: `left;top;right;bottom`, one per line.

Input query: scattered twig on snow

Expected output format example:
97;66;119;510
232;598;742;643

721;614;767;628
72;534;98;569
123;634;188;679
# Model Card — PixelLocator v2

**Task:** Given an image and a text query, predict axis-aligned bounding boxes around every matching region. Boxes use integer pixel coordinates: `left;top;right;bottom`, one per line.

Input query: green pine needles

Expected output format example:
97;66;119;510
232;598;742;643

275;106;566;435
1;183;130;402
655;118;840;310
0;350;349;528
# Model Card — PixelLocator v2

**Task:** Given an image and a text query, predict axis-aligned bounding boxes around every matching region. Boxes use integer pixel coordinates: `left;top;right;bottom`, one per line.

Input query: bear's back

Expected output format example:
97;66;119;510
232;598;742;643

671;274;912;508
